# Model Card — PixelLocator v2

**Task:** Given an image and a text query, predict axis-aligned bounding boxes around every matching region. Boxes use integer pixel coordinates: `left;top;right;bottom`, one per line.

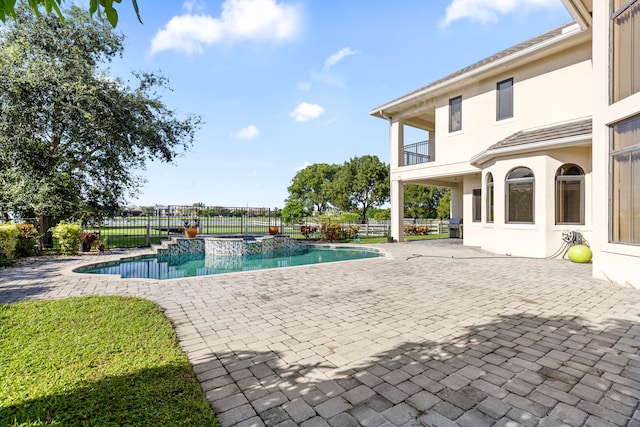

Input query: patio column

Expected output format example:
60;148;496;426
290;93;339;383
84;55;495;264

450;185;463;219
391;179;404;242
390;119;403;168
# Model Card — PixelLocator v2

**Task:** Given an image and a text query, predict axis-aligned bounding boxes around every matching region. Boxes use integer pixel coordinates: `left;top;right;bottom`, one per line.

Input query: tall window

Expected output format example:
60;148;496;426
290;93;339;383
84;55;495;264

612;0;640;102
496;78;513;120
486;173;494;223
506;167;535;223
449;96;462;133
472;189;481;222
611;114;640;244
555;164;585;225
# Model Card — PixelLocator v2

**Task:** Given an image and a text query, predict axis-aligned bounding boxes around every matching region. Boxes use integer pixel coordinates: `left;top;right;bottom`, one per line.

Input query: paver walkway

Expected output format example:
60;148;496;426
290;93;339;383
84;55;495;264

1;239;639;426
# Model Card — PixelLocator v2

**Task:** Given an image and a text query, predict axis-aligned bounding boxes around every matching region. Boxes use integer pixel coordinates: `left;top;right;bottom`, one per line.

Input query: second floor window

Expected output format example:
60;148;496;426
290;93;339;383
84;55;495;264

612;0;640;102
497;78;513;120
449;96;462;133
611;114;640;244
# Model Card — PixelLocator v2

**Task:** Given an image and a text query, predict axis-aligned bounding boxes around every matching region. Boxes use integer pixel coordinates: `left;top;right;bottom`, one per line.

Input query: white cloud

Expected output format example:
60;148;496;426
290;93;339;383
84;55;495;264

441;0;560;27
296;81;311;91
289;102;324;122
296;161;311;171
151;0;301;55
232;124;260;140
183;0;205;13
323;47;357;70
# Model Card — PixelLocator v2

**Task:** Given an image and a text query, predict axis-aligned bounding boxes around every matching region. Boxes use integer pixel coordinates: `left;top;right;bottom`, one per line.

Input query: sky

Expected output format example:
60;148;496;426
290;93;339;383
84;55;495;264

99;0;573;209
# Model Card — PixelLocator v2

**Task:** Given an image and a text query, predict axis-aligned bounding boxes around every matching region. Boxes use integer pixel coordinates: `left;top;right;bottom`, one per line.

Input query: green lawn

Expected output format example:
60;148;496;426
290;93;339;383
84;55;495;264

0;296;219;426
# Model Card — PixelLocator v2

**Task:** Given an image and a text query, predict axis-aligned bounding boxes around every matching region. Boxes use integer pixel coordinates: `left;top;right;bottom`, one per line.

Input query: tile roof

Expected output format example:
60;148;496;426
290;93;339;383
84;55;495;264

488;119;592;150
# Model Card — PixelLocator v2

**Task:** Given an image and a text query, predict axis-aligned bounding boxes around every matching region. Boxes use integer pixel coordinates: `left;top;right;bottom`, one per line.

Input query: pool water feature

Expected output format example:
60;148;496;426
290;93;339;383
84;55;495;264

75;235;378;280
74;245;381;280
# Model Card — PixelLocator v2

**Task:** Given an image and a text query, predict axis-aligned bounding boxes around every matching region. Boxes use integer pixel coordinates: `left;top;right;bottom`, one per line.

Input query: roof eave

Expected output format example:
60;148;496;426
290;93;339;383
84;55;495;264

470;134;592;166
561;0;592;30
370;24;588;120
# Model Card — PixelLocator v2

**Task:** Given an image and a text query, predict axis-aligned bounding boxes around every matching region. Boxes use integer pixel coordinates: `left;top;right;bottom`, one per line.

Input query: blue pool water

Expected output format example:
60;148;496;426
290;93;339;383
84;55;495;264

74;246;380;280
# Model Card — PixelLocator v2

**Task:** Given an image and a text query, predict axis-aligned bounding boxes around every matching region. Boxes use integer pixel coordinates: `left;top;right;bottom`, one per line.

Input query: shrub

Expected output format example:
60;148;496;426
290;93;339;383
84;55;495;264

80;232;100;252
372;209;391;221
282;201;305;224
341;212;360;223
0;222;19;260
16;223;41;257
50;221;83;255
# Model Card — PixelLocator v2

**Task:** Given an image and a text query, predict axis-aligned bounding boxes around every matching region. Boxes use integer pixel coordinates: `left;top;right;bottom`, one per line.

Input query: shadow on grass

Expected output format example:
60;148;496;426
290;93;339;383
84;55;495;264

1;363;219;426
195;313;640;426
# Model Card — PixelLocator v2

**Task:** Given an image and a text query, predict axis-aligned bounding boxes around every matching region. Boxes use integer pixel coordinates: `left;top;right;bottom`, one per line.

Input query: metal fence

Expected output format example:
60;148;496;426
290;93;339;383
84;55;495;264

10;209;449;250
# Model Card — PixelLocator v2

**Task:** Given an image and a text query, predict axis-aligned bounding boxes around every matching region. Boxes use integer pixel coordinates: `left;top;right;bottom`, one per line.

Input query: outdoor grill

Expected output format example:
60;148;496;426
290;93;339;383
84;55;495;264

448;218;463;238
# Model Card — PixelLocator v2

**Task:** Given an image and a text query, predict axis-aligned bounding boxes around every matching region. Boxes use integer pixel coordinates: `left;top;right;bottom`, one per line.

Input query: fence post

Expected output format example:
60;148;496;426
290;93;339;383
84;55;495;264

146;218;150;246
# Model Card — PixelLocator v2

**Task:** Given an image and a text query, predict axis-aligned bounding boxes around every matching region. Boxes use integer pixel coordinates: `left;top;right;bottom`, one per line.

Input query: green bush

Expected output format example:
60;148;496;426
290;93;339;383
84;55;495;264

50;221;83;255
16;223;41;257
0;222;19;260
373;209;391;221
341;212;360;223
282;201;305;224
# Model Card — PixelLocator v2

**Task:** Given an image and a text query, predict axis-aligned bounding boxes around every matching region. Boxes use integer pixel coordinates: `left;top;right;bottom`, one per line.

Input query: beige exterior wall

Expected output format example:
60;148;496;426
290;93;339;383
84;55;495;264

431;41;592;167
590;1;640;289
388;38;593;255
476;147;592;257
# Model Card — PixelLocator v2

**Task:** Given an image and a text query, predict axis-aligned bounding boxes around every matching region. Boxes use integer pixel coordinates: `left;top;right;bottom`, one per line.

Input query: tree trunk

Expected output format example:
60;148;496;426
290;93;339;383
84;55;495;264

38;215;54;249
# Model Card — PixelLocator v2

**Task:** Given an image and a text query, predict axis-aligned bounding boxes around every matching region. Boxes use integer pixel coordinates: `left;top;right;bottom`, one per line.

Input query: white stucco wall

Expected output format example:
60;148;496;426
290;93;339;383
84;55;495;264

431;41;592;167
590;1;640;289
476;146;592;258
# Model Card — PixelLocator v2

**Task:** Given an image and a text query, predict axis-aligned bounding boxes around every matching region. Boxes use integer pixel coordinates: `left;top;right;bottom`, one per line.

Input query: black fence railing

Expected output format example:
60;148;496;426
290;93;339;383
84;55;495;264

10;210;449;250
402;139;435;166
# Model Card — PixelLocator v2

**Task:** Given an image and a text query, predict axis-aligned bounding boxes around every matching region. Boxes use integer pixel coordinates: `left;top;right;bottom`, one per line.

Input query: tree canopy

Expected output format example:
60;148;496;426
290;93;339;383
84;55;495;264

287;163;338;213
404;184;447;220
0;7;201;220
327;155;390;220
286;156;390;220
0;0;141;27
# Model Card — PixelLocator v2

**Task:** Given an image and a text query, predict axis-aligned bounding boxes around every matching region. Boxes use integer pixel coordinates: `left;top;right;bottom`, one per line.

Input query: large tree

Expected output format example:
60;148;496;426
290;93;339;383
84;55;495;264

0;0;141;27
328;155;389;220
0;7;201;221
404;184;447;220
287;163;338;213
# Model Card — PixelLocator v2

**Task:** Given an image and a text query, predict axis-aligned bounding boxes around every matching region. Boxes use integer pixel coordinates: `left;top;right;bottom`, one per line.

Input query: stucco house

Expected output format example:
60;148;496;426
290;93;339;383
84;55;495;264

370;0;639;289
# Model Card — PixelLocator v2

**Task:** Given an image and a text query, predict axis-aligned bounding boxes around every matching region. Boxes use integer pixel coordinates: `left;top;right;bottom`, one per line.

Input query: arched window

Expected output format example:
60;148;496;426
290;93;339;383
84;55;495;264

506;167;535;223
556;164;585;225
486;173;494;223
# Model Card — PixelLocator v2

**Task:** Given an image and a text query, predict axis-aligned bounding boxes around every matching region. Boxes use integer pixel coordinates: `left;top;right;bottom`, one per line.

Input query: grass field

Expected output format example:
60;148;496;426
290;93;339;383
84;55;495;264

0;297;219;426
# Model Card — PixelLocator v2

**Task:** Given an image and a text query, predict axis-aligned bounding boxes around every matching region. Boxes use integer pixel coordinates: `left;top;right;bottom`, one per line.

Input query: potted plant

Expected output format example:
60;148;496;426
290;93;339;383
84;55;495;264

80;232;100;252
183;219;200;238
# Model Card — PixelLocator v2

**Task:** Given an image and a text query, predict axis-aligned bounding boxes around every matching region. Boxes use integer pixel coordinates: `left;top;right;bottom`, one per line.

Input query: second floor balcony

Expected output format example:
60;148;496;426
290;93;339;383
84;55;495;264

401;139;435;167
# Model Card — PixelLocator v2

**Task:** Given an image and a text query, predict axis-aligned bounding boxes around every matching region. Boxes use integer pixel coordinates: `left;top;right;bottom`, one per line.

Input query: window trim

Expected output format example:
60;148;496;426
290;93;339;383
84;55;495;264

610;114;640;245
505;167;535;224
555;164;585;225
486;173;494;223
472;189;482;222
449;96;462;133
496;78;514;121
611;0;640;103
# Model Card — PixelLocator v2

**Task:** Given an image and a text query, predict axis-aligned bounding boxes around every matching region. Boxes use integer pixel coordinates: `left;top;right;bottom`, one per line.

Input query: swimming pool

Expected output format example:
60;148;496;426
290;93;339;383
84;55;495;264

74;245;381;280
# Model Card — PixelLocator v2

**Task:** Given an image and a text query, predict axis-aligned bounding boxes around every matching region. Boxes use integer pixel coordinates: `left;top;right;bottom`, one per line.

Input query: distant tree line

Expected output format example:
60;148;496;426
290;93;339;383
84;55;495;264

282;155;450;224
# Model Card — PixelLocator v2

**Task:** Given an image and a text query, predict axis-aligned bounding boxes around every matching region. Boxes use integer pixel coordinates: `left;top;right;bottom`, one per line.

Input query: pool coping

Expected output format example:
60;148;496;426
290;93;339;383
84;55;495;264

65;242;390;283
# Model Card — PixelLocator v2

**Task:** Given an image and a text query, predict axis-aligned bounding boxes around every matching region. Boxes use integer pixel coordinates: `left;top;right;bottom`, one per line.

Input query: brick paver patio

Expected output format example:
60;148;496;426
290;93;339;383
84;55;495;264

1;239;639;426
